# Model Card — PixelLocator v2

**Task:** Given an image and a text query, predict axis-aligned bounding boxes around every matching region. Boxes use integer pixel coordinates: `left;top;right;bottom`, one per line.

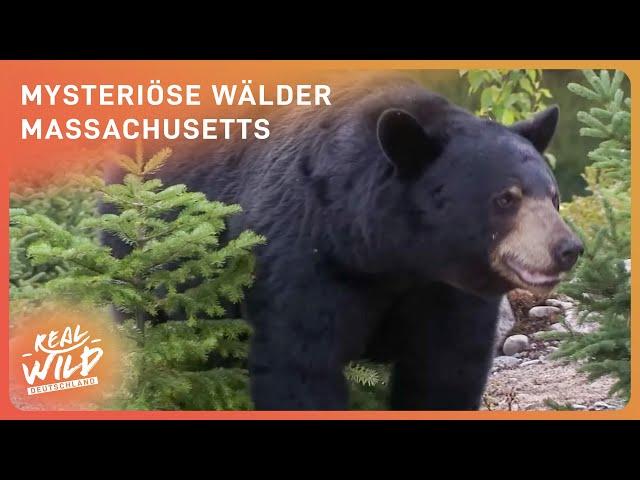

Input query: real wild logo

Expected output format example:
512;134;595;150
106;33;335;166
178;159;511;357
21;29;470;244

21;323;103;396
9;308;124;410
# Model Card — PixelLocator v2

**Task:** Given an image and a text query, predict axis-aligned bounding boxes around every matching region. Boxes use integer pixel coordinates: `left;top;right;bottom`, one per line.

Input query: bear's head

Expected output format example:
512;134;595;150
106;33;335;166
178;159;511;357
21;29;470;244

375;102;583;297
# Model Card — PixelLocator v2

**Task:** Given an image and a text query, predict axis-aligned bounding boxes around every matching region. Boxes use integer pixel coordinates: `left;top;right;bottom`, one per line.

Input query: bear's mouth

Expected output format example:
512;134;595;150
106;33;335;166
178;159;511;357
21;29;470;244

501;255;563;290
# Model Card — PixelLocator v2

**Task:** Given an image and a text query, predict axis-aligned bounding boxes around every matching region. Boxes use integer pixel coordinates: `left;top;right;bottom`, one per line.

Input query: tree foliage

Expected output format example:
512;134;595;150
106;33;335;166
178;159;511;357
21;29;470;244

11;146;265;410
460;69;557;167
554;70;631;399
460;69;552;124
568;70;631;190
10;181;97;318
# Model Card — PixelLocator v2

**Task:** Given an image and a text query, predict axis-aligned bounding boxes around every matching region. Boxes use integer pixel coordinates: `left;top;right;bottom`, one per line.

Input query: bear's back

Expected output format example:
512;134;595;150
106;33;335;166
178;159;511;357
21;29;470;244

152;74;461;209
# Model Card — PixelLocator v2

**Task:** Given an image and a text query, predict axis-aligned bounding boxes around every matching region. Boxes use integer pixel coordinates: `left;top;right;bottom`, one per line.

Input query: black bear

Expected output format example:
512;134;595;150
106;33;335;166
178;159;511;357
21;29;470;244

104;74;583;410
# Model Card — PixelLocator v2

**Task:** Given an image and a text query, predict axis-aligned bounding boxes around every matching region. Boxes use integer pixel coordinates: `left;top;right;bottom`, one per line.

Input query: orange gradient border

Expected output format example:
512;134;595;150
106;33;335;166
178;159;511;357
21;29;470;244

0;60;636;420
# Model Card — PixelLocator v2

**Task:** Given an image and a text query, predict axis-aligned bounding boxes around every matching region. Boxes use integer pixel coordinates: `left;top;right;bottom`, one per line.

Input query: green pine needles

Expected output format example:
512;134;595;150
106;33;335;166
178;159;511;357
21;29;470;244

11;146;265;410
346;362;390;410
568;70;631;190
557;199;630;397
10;181;97;309
554;70;631;399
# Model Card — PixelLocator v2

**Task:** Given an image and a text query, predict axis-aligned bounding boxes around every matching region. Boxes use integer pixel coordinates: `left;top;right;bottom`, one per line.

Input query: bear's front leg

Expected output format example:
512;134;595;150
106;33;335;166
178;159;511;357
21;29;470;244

248;319;349;410
244;264;376;410
390;286;501;410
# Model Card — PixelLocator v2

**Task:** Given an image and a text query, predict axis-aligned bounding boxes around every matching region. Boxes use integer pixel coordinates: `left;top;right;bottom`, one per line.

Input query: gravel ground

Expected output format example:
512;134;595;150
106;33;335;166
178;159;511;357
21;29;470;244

484;359;624;411
484;289;627;411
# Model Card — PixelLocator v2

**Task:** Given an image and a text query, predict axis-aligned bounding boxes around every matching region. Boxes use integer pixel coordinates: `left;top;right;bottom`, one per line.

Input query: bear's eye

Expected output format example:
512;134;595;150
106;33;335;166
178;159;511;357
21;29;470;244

494;187;522;210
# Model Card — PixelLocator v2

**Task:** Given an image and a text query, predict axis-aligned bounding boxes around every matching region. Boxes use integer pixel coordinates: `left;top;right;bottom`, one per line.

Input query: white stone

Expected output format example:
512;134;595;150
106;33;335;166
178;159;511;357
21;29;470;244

545;298;574;310
503;334;530;356
529;306;561;319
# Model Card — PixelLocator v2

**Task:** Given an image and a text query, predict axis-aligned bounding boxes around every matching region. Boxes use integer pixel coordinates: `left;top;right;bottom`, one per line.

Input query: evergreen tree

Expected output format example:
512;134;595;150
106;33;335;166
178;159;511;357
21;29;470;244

553;70;631;399
568;70;631;190
10;179;97;307
12;146;265;410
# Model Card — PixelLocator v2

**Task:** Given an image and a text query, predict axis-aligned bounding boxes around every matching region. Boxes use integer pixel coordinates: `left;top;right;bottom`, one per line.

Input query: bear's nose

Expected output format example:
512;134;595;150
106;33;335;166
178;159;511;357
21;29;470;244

554;237;584;271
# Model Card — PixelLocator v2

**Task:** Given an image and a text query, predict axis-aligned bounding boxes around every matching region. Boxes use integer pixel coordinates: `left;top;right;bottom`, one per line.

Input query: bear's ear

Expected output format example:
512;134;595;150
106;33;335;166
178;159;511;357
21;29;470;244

510;105;559;153
377;109;443;179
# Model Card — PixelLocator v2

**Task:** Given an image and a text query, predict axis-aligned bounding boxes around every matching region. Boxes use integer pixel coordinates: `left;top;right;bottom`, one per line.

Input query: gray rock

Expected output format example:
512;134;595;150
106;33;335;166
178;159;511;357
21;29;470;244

529;306;561;319
503;334;530;356
493;355;522;370
493;296;516;353
545;298;574;311
572;404;588;410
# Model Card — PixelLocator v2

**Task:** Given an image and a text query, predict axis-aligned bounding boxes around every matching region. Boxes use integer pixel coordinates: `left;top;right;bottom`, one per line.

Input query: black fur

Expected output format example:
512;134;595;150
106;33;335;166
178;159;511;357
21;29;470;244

102;74;560;410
